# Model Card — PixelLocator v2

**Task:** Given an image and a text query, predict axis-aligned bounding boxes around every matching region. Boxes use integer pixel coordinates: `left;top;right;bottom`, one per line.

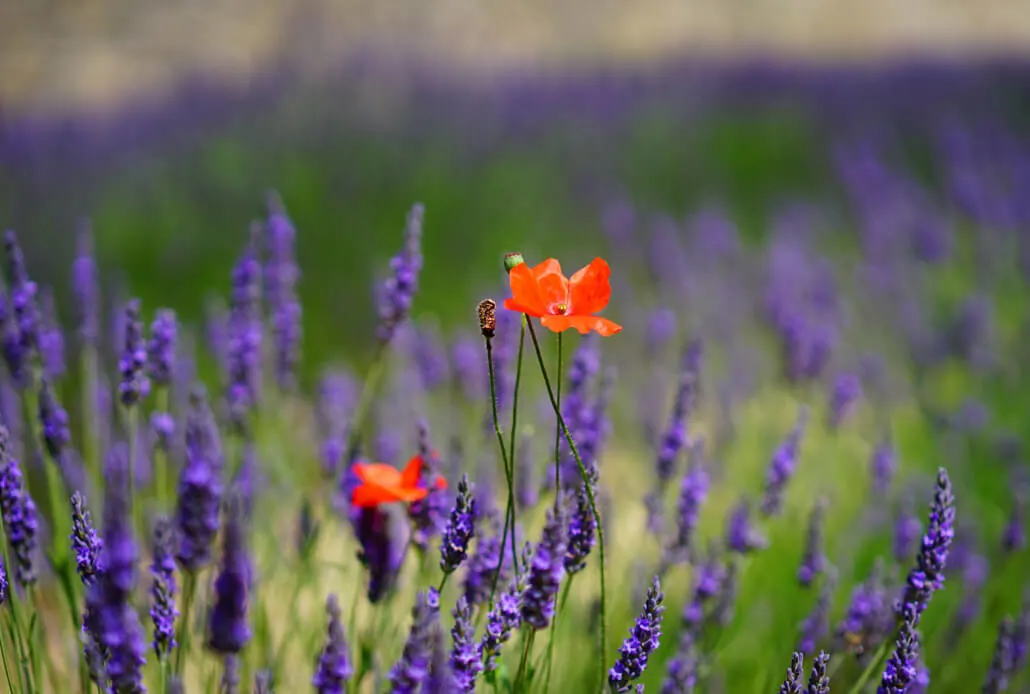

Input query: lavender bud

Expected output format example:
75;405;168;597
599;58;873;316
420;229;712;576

353;504;408;604
480;584;521;674
896;468;955;625
463;511;506;608
39;287;65;379
38;376;71;461
312;594;352;693
808;651;830;694
983;617;1015;694
388;588;440;693
726;498;767;554
521;501;568;630
118;299;150;407
778;652;804;694
378;205;424;345
226;233;263;431
175;387;224;572
877;604;920;694
0;426;39;587
206;497;252;655
1002;494;1026;554
662;631;698;694
440;475;477;574
147;309;177;387
828;372;862;429
797;577;833;654
609;576;664;692
798;500;827;587
149;517;178;660
762;407;808;517
449;596;482;692
870;439;896;496
71;491;103;586
266;194;302;390
565;482;597;575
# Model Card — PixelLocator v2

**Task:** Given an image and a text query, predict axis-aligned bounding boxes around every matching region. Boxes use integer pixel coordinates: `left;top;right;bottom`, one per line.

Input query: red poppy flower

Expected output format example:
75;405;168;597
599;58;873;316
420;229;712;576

350;455;448;508
503;257;622;336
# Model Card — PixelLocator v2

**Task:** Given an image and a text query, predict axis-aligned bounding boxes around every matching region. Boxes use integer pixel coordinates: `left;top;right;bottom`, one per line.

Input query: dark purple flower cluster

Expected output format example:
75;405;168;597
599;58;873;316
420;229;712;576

662;631;698;694
226;235;263;429
897;468;955;624
878;604;921;694
828;372;862;429
118;299;151;407
265;195;302;390
353;504;408;603
682;551;725;628
983;617;1015;694
449;596;482;693
175;387;224;572
85;444;147;693
463;511;506;607
761;407;808;516
481;583;521;674
149;517;178;660
38;376;70;459
150;411;176;452
609;576;664;692
0;426;39;587
147;309;177;387
312;593;352;693
71;490;103;587
798;500;827;587
409;422;449;551
808;652;830;694
665;441;708;566
726;498;767;554
778;651;804;694
521;501;568;630
377;204;424;345
440;474;477;574
837;561;893;655
388;587;440;693
2;231;41;388
207;497;252;655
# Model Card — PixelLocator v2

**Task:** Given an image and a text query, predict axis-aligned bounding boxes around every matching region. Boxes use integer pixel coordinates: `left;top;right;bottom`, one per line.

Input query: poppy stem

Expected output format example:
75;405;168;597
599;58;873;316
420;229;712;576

554;331;562;491
344;342;390;463
525;318;607;691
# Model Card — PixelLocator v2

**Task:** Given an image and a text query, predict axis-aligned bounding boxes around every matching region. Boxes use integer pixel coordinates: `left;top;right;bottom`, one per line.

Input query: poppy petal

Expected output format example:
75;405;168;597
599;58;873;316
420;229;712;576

532;259;570;311
565;315;623;336
354;463;403;488
394;487;430;503
569;258;612;315
508;264;550;317
540;315;574;333
400;456;423;488
352;484;394;508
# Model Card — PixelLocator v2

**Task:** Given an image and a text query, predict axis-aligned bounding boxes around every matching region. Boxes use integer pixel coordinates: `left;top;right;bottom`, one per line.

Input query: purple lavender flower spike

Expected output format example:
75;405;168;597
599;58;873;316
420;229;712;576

983;617;1015;694
150;412;176;453
726;498;767;554
797;578;833;654
711;558;739;627
39;287;65;379
388;587;440;693
877;604;920;694
828;372;862;429
2;231;40;388
662;631;698;694
39;375;71;460
798;499;827;587
463;510;505;608
521;500;568;630
175;386;224;572
897;468;955;625
480;581;521;674
73;222;101;348
682;551;725;628
265;193;303;391
762;407;808;517
253;671;272;694
609;576;664;692
450;596;482;693
377;204;424;346
206;495;252;655
778;652;804;694
654;341;700;487
836;560;892;656
312;594;352;693
118;299;150;407
1012;598;1030;672
226;232;263;431
409;421;448;552
71;490;103;587
565;482;598;576
149;517;178;661
0;426;39;587
221;654;241;694
870;439;896;496
663;441;708;568
353;504;408;604
147;309;177;388
808;652;830;694
440;474;477;575
86;443;147;693
1002;494;1026;554
893;498;922;565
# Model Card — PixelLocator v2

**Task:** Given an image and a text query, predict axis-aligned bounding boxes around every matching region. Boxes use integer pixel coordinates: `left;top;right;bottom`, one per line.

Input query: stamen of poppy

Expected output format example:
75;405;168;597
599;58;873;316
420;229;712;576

555;303;568;315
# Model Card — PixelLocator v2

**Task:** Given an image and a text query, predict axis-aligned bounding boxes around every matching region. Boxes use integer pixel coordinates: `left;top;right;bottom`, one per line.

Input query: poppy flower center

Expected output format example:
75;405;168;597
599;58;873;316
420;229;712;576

553;302;569;315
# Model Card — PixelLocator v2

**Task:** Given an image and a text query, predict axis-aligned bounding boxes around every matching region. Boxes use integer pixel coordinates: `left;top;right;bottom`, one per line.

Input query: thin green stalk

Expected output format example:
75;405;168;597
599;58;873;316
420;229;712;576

174;571;198;677
554;331;562;490
160;659;169;694
2;612;26;694
1;521;33;693
0;621;15;694
525;318;608;690
514;629;536;694
272;570;308;676
541;577;574;692
847;637;892;694
30;587;58;693
438;572;451;593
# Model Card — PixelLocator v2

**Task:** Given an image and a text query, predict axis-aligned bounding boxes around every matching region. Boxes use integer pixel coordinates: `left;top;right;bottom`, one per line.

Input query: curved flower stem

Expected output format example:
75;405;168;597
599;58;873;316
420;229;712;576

541;577;574;691
484;317;525;612
525;318;607;691
846;635;893;694
154;386;170;508
514;628;537;694
174;571;197;677
0;624;15;694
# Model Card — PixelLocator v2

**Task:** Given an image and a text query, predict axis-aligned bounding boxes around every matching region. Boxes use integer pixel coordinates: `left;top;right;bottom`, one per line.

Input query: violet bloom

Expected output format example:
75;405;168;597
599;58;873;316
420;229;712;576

440;475;477;575
409;421;448;552
377;204;424;345
312;594;352;693
425;624;451;694
480;583;521;674
726;498;767;554
265;194;302;390
521;501;568;630
609;576;664;692
226;235;263;430
85;444;147;693
0;559;6;604
388;587;440;693
666;442;709;564
353;504;408;603
38;376;70;459
798;500;827;587
682;552;725;628
149;517;178;661
118;299;150;407
870;439;896;496
565;481;598;576
150;412;176;453
654;342;701;487
662;631;698;694
39;287;65;379
897;468;955;624
206;497;251;655
983;617;1015;694
836;561;892;656
808;652;830;694
778;652;804;694
71;491;103;587
797;578;833;654
73;223;101;347
463;511;505;608
877;604;920;694
450;596;482;692
1002;495;1026;553
175;387;224;572
0;426;39;587
147;309;177;388
828;372;862;429
3;231;40;377
761;407;808;517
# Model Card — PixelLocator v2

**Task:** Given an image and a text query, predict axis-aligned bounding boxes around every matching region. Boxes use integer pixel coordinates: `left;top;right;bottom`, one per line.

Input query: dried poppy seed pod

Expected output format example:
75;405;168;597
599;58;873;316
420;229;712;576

477;299;497;339
503;252;525;273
